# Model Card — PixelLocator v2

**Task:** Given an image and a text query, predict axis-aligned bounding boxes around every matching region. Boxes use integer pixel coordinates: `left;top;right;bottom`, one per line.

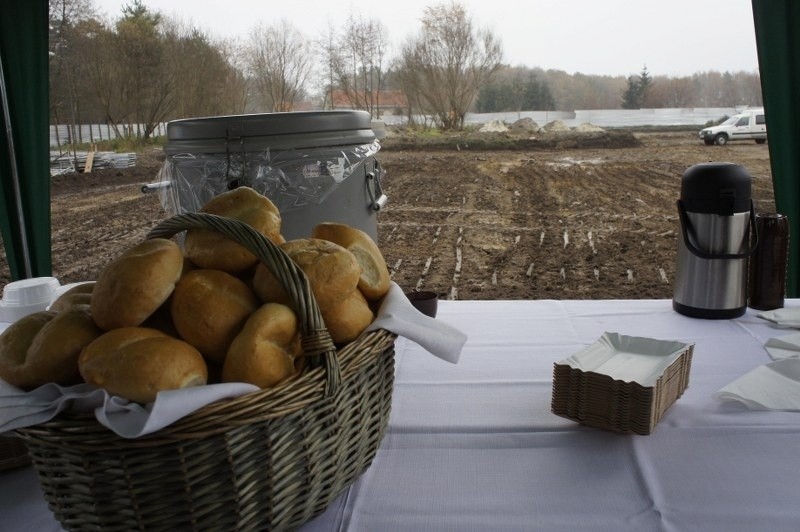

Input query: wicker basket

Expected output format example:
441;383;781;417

0;434;30;471
16;213;397;531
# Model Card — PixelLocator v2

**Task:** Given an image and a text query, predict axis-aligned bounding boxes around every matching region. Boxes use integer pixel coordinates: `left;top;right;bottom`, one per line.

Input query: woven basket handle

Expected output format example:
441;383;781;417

145;212;341;397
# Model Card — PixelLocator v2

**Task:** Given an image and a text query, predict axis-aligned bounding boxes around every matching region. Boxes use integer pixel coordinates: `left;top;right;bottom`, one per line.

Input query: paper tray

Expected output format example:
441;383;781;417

551;332;694;435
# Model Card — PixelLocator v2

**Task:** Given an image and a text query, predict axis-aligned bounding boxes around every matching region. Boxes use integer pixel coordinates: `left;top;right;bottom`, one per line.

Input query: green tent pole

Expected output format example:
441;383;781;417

0;0;51;282
752;0;800;297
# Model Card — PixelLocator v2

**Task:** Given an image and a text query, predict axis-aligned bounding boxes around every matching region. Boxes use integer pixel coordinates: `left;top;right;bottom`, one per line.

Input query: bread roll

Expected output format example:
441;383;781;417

222;303;302;388
311;222;391;301
91;238;184;330
171;269;260;364
79;327;207;404
184;187;284;273
252;238;374;343
49;282;95;313
320;288;374;344
0;308;103;389
252;238;361;310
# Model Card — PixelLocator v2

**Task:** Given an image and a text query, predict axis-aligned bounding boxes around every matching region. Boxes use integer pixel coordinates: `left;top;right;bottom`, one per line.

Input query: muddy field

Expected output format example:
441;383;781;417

0;129;774;301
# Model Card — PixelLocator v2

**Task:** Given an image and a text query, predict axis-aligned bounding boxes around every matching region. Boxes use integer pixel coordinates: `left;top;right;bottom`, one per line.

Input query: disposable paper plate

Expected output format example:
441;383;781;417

551;332;694;434
557;332;693;386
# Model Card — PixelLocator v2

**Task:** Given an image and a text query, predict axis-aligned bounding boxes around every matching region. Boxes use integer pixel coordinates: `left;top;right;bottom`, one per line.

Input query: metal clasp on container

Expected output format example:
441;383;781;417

366;160;388;211
225;126;246;189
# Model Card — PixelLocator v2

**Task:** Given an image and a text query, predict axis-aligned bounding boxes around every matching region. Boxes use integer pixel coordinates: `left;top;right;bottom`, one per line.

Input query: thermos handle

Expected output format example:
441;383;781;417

677;199;759;260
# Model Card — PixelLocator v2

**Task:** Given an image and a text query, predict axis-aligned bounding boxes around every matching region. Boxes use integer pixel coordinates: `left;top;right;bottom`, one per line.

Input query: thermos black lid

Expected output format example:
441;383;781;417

680;162;752;215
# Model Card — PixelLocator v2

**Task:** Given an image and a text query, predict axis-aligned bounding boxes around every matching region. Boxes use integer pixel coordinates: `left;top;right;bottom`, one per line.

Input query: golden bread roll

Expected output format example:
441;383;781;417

311;222;391;301
184;187;284;273
222;303;302;388
252;238;373;344
252;238;361;310
171;269;260;364
91;238;184;330
320;288;374;344
141;299;179;338
0;308;103;389
79;327;207;404
49;282;95;312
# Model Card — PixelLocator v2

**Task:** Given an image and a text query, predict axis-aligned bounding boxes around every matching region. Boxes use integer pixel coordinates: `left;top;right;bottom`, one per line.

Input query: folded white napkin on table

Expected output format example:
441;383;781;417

0;282;467;438
764;332;800;360
757;308;800;328
716;358;800;411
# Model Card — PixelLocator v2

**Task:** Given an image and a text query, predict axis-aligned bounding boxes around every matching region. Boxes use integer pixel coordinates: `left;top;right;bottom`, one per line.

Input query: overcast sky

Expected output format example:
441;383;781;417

93;0;760;77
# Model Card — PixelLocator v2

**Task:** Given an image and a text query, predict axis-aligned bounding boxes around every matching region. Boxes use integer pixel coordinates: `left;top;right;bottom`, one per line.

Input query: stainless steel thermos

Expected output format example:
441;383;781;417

673;162;756;319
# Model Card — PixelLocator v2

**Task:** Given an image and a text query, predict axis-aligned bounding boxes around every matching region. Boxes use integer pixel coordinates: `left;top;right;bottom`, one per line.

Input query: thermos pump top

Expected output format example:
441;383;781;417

673;162;756;319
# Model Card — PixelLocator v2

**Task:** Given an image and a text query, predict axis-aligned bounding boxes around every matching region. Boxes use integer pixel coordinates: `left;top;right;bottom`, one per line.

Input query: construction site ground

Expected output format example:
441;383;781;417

1;128;774;301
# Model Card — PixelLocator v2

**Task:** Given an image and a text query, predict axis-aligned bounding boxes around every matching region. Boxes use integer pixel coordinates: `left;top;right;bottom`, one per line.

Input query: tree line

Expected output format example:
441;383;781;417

49;0;762;144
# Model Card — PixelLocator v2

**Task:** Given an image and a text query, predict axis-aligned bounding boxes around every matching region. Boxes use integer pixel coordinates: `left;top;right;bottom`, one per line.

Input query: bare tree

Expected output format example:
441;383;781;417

214;39;252;115
396;1;502;129
49;0;97;147
78;1;176;139
316;20;339;110
247;20;312;112
646;76;695;108
162;19;243;119
331;14;388;118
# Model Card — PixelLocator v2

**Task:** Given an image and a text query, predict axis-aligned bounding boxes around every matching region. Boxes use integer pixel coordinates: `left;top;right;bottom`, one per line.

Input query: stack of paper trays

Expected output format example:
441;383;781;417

551;332;694;435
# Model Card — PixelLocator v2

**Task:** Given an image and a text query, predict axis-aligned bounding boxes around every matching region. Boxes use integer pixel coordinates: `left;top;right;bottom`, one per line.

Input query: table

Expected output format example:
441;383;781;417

3;299;800;531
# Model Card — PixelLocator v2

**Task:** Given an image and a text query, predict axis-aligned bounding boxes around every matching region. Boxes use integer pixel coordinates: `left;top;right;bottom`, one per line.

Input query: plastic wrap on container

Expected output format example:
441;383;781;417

156;140;381;217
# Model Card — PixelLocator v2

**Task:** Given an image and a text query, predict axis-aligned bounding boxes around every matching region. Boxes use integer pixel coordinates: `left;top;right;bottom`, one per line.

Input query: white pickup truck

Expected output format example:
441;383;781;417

699;108;767;145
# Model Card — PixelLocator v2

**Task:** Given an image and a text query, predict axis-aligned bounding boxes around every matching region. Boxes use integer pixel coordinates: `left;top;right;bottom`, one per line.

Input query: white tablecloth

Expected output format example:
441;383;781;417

3;299;800;531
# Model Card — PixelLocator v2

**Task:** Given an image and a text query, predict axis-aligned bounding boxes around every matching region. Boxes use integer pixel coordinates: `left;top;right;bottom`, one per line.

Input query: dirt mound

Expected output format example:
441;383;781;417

382;129;641;151
509;118;541;134
479;120;508;133
575;123;605;132
543;120;571;132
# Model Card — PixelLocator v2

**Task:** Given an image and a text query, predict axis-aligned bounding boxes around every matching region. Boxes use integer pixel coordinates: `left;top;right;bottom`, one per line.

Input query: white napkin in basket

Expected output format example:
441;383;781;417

367;282;467;364
0;281;466;438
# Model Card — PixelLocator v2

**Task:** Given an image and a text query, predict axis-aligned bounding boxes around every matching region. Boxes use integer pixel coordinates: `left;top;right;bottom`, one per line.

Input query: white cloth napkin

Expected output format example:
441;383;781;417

716;358;800;411
367;282;467;364
757;308;800;328
764;332;800;360
0;282;466;438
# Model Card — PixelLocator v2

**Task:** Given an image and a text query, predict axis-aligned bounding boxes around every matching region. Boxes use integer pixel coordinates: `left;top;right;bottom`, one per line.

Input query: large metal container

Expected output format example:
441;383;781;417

673;162;756;319
157;111;387;242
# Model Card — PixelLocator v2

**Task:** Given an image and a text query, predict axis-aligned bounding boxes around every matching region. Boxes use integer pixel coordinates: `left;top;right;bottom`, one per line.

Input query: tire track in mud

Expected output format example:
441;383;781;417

378;139;771;301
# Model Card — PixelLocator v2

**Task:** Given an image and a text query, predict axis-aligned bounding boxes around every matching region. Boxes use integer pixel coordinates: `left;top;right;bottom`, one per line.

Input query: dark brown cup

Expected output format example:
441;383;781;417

748;212;790;311
405;290;438;318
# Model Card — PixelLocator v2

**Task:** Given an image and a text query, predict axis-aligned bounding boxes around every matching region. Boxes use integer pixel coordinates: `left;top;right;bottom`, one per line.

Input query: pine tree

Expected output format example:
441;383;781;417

638;65;653;107
621;75;640;109
621;65;653;109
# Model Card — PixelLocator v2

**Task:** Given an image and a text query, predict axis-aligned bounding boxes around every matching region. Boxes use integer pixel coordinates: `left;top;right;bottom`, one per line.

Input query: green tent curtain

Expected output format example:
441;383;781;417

0;0;51;282
752;0;800;297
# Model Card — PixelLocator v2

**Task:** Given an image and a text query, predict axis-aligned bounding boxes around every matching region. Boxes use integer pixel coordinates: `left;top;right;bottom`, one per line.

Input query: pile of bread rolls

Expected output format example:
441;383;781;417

0;187;391;404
